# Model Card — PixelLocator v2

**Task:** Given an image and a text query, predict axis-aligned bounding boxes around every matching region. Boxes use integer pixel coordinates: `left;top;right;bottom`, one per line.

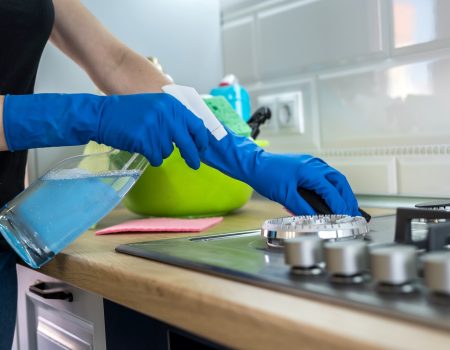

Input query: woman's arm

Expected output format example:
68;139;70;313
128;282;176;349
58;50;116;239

0;96;6;151
50;0;171;94
0;0;173;151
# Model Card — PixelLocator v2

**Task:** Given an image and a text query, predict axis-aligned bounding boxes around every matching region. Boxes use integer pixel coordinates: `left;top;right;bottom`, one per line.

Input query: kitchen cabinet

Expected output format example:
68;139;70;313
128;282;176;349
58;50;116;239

16;265;106;350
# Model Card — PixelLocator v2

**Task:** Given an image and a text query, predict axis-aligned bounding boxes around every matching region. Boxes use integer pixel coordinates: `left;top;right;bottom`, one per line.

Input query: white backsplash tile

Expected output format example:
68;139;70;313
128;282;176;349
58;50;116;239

256;0;385;80
318;52;450;149
392;0;450;50
397;156;450;197
325;157;397;195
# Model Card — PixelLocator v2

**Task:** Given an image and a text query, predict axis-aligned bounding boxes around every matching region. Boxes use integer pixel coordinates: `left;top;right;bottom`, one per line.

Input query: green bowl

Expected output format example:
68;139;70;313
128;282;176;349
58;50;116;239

122;146;257;217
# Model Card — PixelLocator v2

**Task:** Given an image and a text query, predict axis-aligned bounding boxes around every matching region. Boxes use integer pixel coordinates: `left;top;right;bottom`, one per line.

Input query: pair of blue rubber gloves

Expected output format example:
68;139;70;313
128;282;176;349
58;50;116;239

3;92;360;216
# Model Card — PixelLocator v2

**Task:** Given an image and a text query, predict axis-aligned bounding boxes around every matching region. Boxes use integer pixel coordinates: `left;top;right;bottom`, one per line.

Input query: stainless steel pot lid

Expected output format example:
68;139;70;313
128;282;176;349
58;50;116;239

261;215;369;247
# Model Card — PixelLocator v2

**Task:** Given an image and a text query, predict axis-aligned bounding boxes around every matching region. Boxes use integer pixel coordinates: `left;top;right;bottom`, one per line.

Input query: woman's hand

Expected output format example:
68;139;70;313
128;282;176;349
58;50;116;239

245;152;360;216
201;129;360;216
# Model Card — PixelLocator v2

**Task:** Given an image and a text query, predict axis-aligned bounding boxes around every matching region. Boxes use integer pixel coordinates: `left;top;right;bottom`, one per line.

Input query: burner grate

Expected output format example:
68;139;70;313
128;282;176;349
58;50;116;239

261;214;369;247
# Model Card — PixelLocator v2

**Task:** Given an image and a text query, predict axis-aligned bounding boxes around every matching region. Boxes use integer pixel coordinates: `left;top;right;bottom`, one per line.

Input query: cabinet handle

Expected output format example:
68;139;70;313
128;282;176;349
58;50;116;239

29;281;73;302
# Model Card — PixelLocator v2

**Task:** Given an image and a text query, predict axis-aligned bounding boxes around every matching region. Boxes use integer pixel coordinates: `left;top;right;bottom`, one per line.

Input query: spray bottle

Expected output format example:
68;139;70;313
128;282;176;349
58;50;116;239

210;74;251;122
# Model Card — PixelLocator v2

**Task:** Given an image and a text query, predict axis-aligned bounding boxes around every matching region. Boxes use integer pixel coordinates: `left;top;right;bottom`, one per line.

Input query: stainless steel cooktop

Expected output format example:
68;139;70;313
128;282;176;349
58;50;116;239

116;207;450;331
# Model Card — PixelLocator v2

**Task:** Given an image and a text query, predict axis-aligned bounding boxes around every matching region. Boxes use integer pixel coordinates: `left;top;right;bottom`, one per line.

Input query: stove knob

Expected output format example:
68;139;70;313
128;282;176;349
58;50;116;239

325;240;368;277
422;252;450;295
285;236;323;275
370;245;417;286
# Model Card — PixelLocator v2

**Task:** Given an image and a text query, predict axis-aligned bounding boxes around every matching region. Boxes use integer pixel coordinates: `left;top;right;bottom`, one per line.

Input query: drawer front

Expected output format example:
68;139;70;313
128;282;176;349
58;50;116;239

16;265;106;350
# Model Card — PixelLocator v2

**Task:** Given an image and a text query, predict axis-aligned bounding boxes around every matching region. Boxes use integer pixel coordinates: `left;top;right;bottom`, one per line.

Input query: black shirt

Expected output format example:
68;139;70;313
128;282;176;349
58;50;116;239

0;0;54;206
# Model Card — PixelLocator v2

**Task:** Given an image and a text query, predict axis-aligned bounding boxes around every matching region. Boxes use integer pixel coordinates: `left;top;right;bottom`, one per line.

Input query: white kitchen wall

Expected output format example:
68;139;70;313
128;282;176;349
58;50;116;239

29;0;222;181
221;0;450;198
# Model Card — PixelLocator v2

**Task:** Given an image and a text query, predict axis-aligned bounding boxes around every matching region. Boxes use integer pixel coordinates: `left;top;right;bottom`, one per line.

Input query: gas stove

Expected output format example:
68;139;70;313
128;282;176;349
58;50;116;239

116;204;450;331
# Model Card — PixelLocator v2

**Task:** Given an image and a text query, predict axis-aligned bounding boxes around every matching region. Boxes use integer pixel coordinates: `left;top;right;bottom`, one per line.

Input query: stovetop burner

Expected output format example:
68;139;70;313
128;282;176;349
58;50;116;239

261;214;369;247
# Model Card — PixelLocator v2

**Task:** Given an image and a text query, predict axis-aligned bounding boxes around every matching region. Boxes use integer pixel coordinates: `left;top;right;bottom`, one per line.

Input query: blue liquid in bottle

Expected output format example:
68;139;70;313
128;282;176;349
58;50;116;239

0;168;141;268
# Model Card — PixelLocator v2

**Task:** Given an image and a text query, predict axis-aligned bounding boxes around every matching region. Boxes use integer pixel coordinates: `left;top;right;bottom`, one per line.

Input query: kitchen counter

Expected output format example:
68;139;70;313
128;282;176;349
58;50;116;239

38;199;450;350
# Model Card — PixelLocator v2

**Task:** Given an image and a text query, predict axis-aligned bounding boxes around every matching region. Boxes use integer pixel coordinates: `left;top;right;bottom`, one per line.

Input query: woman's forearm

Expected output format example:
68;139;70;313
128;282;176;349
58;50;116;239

0;0;173;153
93;46;172;95
0;1;177;153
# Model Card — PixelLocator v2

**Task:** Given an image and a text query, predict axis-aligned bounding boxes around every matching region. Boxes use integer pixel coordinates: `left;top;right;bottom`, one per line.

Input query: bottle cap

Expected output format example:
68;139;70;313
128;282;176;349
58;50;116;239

220;74;238;86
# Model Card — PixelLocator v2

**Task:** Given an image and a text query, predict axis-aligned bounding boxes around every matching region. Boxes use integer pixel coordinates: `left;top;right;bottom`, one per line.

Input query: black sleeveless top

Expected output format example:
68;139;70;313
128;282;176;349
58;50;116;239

0;0;54;206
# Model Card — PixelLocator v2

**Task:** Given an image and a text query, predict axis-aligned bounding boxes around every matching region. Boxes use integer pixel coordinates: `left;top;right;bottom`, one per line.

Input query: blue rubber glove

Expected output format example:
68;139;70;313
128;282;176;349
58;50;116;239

201;129;360;216
3;93;208;169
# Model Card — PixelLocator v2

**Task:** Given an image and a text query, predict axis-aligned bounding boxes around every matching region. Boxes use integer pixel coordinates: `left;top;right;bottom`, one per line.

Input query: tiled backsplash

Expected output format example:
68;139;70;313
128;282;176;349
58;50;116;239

221;0;450;198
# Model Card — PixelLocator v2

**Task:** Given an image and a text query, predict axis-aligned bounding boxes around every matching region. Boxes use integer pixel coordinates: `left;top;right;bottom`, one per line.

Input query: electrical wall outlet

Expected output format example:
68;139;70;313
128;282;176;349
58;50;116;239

277;92;304;133
256;91;304;135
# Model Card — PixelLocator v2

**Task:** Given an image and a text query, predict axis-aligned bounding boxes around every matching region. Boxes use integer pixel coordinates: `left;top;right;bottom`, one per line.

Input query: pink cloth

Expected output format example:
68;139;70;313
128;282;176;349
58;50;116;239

95;217;223;235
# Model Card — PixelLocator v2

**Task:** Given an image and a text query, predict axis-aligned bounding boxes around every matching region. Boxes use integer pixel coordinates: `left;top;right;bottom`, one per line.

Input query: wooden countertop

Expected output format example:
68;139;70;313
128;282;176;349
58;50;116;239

38;199;450;350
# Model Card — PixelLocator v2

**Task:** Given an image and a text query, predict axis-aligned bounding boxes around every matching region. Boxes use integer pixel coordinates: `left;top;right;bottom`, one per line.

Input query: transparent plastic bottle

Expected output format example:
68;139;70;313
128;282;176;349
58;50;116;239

0;150;148;268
